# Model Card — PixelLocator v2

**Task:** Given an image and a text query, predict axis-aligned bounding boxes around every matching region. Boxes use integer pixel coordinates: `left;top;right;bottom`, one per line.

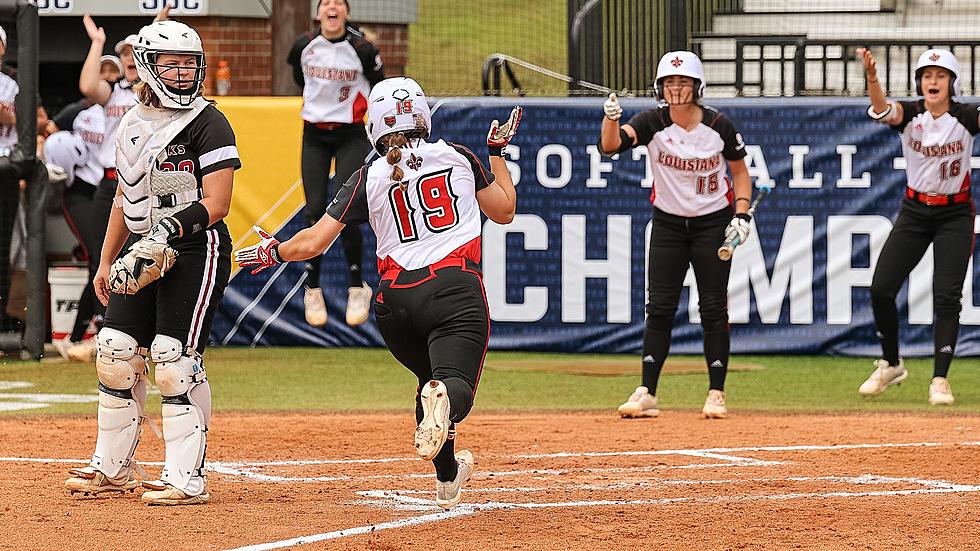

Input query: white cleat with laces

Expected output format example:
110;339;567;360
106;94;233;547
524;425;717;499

617;386;660;418
859;359;907;396
702;389;727;419
436;450;474;509
928;377;954;405
345;282;372;326
304;287;328;327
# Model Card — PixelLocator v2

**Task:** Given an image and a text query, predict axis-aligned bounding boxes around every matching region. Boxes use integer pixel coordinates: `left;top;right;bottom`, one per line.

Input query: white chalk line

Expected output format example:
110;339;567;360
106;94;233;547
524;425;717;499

519;441;945;459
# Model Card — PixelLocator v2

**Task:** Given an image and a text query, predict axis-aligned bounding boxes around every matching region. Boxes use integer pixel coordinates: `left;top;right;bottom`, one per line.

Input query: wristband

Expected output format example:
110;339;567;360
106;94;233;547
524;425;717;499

867;103;892;121
172;202;210;237
734;197;751;205
488;145;504;157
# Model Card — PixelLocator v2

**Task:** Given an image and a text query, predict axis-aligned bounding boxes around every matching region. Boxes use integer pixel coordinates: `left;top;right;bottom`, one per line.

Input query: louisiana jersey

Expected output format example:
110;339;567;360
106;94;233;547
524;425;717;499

73;104;106;186
327;140;494;270
100;79;136;169
287;27;384;124
627;105;746;217
894;100;980;194
0;71;17;151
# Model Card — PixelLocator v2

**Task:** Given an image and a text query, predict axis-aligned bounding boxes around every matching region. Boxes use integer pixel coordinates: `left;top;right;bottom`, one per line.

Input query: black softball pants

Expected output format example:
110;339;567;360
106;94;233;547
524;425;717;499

871;198;974;377
642;206;734;394
300;122;371;289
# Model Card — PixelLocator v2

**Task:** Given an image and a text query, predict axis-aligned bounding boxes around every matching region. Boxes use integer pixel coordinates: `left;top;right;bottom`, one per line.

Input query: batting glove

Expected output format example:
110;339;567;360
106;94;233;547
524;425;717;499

724;213;752;246
235;225;281;275
603;92;622;121
487;105;522;156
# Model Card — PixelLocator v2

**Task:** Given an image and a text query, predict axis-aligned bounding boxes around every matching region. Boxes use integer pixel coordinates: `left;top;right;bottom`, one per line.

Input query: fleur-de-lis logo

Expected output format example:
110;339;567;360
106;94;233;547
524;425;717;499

671;56;683;67
929;53;940;62
407;153;423;171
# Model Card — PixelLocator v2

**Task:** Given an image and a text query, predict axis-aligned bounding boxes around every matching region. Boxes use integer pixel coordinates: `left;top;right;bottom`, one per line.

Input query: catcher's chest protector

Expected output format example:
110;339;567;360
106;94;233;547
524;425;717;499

115;99;209;235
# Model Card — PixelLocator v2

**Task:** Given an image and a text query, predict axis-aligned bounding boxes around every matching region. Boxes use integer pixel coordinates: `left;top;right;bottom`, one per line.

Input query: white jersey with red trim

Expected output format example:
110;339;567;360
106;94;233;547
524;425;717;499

327;139;495;270
288;28;383;125
895;100;980;195
99;79;136;169
0;71;18;151
73;103;106;186
626;105;747;217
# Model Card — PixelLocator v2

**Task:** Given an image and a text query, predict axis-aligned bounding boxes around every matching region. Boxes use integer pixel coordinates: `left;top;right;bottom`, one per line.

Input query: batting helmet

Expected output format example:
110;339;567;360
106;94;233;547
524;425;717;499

914;48;960;97
367;77;431;155
654;51;706;101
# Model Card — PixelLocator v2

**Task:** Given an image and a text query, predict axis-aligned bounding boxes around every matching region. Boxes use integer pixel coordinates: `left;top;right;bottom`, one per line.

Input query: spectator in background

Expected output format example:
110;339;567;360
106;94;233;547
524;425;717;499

286;0;384;328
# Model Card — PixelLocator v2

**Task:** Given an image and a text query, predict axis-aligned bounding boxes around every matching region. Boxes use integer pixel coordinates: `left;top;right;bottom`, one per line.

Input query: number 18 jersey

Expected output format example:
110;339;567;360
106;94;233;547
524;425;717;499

327;139;495;270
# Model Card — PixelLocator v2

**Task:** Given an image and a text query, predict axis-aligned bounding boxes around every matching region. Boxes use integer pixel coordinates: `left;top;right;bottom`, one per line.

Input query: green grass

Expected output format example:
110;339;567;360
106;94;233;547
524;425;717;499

406;0;568;96
3;348;980;416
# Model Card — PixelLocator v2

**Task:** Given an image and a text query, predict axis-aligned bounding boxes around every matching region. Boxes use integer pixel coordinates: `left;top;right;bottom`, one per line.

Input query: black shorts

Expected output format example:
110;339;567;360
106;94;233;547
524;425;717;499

103;226;232;355
373;259;490;396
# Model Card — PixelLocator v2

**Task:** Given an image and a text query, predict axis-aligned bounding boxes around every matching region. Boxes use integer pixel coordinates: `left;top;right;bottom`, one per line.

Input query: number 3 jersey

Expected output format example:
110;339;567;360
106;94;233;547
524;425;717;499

626;105;746;217
327;140;495;271
893;100;980;195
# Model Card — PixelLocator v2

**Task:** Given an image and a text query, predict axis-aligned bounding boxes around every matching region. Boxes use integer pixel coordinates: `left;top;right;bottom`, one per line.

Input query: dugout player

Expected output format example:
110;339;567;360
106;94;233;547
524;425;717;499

65;20;240;506
237;77;521;509
286;0;384;328
857;48;977;405
599;51;753;420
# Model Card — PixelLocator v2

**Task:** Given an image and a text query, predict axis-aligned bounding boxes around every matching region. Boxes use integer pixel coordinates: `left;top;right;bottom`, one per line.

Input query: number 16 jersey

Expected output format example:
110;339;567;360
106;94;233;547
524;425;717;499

327;139;495;270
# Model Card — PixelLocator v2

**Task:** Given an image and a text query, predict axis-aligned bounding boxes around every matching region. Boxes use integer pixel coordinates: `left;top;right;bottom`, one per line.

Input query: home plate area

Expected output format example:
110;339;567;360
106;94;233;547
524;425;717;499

219;440;980;550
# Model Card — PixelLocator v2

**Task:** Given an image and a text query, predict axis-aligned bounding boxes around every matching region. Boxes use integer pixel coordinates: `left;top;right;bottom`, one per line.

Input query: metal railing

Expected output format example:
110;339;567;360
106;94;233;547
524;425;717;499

694;35;980;97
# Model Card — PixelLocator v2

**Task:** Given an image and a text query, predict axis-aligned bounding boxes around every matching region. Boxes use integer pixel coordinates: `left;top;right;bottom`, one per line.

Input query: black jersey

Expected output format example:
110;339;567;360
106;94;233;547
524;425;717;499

156;104;241;187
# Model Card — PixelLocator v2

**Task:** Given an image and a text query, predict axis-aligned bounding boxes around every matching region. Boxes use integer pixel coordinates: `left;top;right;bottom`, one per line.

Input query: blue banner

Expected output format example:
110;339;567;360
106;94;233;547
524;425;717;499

214;97;980;355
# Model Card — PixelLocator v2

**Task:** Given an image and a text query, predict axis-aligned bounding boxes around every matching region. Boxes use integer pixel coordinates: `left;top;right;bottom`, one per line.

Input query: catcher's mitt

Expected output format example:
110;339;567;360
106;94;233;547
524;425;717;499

108;238;178;295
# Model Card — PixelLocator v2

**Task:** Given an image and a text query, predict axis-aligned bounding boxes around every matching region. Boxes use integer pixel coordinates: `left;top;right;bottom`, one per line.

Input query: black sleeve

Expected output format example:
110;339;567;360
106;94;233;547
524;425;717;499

449;142;495;190
894;100;923;133
624;108;666;147
952;102;980;135
352;34;385;87
709;111;748;161
327;166;369;225
189;105;242;175
52;100;89;131
287;32;314;89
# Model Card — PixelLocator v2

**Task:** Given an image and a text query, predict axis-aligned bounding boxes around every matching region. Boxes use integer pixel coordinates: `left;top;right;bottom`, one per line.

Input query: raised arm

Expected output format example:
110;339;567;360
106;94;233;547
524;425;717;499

859;47;903;125
477;106;522;224
79;15;112;105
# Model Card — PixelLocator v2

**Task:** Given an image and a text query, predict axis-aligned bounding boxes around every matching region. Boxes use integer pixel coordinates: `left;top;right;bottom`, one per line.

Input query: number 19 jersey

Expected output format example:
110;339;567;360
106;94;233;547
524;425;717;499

327;139;495;270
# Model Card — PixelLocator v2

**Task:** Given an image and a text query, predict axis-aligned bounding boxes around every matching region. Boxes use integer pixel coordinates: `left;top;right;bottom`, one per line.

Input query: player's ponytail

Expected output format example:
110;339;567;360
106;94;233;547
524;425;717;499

385;132;408;183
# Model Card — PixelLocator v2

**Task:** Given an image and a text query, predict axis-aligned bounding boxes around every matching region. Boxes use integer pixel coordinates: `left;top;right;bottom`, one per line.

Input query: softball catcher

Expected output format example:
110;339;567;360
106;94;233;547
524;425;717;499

65;20;240;506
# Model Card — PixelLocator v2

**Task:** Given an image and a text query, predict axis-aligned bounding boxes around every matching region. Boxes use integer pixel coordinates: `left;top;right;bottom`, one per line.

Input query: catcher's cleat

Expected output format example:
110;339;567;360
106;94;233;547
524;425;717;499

141;480;209;506
346;282;372;326
436;450;474;509
859;359;907;396
65;466;140;497
617;386;659;418
928;377;954;406
702;389;727;419
304;287;328;327
415;380;451;460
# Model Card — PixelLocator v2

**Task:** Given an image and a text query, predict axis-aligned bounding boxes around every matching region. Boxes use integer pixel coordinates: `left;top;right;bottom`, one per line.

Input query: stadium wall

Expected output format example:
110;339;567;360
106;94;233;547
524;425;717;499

214;96;980;356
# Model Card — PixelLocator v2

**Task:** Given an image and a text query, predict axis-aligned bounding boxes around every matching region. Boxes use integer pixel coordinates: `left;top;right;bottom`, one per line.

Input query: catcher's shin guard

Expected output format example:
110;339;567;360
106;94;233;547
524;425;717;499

151;335;211;496
90;328;148;478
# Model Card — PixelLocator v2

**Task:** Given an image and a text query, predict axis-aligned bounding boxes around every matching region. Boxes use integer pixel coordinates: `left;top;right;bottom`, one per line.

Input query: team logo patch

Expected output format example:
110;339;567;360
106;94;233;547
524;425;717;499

407;153;423;171
929;53;940;62
671;56;683;67
384;116;396;128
